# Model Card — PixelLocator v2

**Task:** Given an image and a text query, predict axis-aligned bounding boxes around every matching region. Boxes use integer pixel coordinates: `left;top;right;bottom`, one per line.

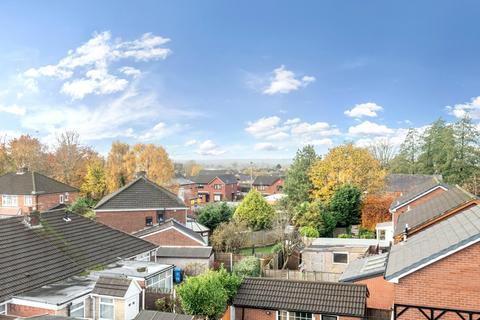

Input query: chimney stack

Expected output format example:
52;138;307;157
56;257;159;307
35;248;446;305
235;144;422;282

16;166;28;175
24;211;41;229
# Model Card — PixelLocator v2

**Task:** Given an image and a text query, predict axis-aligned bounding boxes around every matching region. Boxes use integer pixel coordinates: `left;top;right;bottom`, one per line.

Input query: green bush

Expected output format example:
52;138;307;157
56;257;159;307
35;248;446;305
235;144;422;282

337;233;354;238
299;226;320;238
197;202;235;230
234;189;275;230
270;243;283;254
233;256;261;278
359;228;375;239
68;197;96;219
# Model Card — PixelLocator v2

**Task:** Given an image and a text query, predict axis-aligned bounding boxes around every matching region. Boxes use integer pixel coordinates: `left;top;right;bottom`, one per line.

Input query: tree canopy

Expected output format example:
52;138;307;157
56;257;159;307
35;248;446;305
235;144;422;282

233;188;275;230
197;202;235;230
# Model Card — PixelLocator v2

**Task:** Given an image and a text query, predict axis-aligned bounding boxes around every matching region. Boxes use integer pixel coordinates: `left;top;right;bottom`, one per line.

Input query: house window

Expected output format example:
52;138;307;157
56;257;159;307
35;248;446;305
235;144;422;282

156;210;165;224
214;184;222;190
258;185;266;191
146;269;173;290
333;252;348;264
24;195;33;206
145;216;153;226
99;297;114;320
378;229;386;240
65;193;69;202
59;194;65;204
321;316;338;320
0;303;5;315
214;194;222;202
70;300;85;318
2;195;18;207
278;311;313;320
135;252;151;261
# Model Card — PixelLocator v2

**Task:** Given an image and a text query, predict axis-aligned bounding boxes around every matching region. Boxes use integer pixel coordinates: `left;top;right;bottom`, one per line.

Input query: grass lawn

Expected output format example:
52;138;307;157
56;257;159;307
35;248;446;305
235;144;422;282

239;243;278;255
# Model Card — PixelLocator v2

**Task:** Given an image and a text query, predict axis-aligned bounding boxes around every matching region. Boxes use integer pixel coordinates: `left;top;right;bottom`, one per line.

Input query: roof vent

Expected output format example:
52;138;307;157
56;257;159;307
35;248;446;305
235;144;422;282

63;211;72;222
16;166;28;175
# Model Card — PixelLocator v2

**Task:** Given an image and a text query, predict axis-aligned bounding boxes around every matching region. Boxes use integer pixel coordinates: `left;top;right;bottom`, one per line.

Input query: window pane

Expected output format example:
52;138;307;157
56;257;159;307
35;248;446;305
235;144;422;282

322;316;337;320
278;310;288;320
100;297;113;304
100;304;114;320
333;253;348;264
0;304;5;315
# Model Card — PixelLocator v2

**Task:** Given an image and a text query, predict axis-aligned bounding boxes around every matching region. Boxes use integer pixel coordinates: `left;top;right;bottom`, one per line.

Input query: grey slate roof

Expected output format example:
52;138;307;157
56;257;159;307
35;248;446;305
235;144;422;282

156;246;213;258
389;176;447;211
233;278;368;317
0;171;78;195
95;177;186;210
135;310;194;320
132;218;206;244
189;174;238;185
385;205;480;281
0;209;156;303
253;175;281;186
385;174;442;194
339;253;388;282
92;276;132;297
394;186;477;236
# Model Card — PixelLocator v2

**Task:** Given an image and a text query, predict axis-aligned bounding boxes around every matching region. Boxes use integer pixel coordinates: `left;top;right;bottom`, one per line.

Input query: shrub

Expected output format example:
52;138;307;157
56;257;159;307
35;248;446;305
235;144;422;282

233;256;261;278
234;189;275;230
299;226;320;238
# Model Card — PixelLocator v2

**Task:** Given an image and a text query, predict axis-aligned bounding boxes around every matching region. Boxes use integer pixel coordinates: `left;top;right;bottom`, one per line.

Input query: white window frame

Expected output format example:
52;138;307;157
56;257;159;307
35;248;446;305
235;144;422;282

213;194;222;202
0;303;6;315
2;195;18;207
59;194;65;204
276;310;314;320
214;184;222;190
99;297;115;320
145;269;173;290
65;192;69;201
332;252;349;265
70;299;85;318
24;195;33;206
135;252;150;262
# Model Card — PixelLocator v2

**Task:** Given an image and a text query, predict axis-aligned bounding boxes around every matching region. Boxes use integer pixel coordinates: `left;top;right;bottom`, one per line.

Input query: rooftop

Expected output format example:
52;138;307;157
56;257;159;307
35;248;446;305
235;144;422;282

385;205;480;281
94;260;173;279
156;246;213;259
394;186;477;236
389;176;447;211
134;310;194;320
233;277;368;317
339;253;388;282
385;174;442;194
305;238;380;250
252;175;282;186
95;176;186;211
92;276;132;297
0;170;78;195
0;209;156;303
132;218;206;245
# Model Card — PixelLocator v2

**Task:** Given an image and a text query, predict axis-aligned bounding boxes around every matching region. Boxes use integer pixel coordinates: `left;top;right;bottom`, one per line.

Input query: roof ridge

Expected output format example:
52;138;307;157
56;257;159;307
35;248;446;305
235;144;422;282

142;177;184;206
95;177;143;209
243;276;367;287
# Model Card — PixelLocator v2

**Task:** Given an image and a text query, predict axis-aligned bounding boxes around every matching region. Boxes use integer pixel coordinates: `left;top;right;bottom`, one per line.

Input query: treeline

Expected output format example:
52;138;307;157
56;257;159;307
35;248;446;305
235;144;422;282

389;116;479;193
0;132;174;200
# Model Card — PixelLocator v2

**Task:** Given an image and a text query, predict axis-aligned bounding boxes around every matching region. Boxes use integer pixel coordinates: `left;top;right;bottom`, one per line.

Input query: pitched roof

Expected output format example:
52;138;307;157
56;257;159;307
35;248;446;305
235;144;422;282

233;278;368;317
132;218;206;245
92;276;132;297
0;171;78;195
389;176;447;211
253;176;281;186
95;177;186;210
339;253;388;282
385;205;480;281
189;174;237;185
156;246;213;258
0;209;156;303
385;174;442;194
394;186;477;236
135;310;194;320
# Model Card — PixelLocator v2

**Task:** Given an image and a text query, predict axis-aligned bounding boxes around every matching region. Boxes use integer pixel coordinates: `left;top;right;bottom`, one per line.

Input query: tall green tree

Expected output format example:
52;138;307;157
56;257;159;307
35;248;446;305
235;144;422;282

283;145;319;207
390;128;421;174
234;189;275;230
329;184;362;227
451;116;480;185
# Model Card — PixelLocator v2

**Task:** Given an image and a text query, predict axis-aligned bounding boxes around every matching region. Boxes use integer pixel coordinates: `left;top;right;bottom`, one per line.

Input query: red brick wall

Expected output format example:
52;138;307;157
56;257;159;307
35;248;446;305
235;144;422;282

254;179;284;195
354;276;394;310
394;241;480;319
393;187;446;226
0;191;79;215
142;227;204;246
200;177;238;203
8;304;67;317
95;209;187;234
234;307;275;320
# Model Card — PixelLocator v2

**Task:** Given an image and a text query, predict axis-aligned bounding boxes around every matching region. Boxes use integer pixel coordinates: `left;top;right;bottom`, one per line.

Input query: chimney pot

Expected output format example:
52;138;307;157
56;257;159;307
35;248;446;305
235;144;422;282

24;211;41;228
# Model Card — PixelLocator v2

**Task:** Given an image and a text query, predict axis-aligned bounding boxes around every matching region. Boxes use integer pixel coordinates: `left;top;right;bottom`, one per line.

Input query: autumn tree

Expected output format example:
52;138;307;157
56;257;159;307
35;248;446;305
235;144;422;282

361;194;395;230
0;140;11;175
105;142;131;192
368;139;396;169
283;145;319;207
234;188;275;230
126;144;175;186
184;160;202;176
9;135;48;172
309;143;386;201
81;159;107;200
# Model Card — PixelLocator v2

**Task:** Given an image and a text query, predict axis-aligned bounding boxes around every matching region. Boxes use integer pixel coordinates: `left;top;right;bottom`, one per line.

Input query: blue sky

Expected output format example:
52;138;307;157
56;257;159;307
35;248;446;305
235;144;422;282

0;1;479;160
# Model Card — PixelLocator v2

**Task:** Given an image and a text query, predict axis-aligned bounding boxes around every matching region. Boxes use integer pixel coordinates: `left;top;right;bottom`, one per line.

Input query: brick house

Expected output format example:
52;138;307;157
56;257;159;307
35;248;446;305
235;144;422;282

389;177;448;226
0;168;79;216
133;219;213;273
0;208;158;318
252;176;284;196
191;174;238;203
166;176;199;208
232;277;368;320
385;205;480;320
94;175;188;234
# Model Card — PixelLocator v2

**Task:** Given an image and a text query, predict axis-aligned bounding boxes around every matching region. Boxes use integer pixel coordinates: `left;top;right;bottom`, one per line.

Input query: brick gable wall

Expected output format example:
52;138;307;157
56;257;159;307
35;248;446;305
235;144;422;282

142;227;204;246
0;191;79;215
394;241;480;318
95;209;187;234
8;304;67;317
354;276;394;310
199;177;238;203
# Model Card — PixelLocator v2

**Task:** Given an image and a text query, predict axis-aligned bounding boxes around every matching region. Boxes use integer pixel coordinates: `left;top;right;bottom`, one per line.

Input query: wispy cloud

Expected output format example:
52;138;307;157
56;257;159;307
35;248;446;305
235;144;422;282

446;96;480;120
348;120;394;136
197;140;226;156
344;102;383;118
0;104;26;116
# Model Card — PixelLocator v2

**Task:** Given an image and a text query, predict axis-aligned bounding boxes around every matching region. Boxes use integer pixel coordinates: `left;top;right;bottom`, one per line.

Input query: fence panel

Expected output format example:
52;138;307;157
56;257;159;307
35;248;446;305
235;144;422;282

262;269;341;282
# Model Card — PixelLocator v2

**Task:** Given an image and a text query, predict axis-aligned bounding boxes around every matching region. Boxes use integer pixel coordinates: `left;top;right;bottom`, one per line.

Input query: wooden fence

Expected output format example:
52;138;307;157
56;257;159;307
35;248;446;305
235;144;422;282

214;252;280;272
242;228;281;248
262;269;342;282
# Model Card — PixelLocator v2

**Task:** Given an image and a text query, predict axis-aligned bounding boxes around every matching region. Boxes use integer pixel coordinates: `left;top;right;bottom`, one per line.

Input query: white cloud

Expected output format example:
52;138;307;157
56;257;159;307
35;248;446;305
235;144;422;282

446;96;480;120
284;118;301;125
348;121;394;136
184;139;197;146
245;116;282;138
344;102;383;118
197;140;225;156
254;142;280;151
291;122;339;136
263;66;315;95
137;122;182;140
0;104;26;116
22;31;171;99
